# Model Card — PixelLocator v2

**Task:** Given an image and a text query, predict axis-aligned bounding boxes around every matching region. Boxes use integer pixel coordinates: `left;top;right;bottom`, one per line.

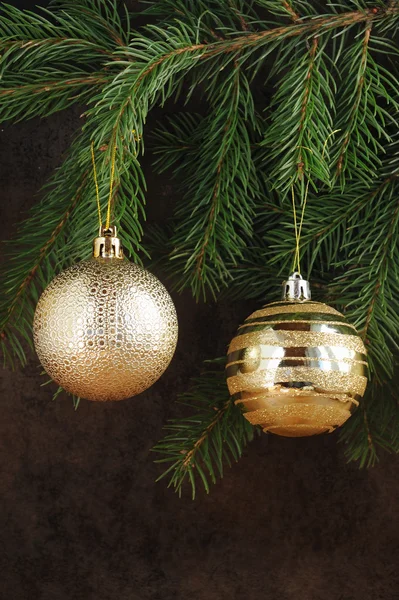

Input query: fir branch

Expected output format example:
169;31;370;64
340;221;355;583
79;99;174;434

0;152;91;365
267;176;396;276
262;31;334;192
0;38;113;58
297;37;320;176
255;0;305;20
0;74;106;96
331;176;399;380
282;1;300;21
227;0;251;30
153;362;255;498
340;379;399;467
335;23;372;178
4;173;89;335
332;24;399;188
0;73;108;121
1;0;397;130
180;400;231;471
127;4;399;80
152;68;260;299
0;0;128;122
142;0;258;36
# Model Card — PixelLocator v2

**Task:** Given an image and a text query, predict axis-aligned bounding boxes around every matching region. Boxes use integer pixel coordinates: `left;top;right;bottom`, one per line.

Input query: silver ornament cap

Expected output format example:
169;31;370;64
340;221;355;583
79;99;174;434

282;271;311;302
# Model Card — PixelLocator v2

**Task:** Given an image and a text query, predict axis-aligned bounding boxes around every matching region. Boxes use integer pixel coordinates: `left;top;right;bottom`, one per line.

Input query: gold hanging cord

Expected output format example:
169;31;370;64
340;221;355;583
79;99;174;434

90;141;117;230
291;129;340;273
291;179;309;275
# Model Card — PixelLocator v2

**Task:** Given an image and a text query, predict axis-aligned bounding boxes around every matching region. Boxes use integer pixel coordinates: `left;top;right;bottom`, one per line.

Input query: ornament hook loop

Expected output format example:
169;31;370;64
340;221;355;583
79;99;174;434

93;225;124;259
282;272;311;301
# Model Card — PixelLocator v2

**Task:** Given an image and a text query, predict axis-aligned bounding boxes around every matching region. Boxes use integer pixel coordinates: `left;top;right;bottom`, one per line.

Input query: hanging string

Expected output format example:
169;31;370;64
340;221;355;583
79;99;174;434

291;179;310;275
291;185;300;273
297;178;310;253
291;130;340;273
90;141;103;230
106;141;117;230
90;140;118;231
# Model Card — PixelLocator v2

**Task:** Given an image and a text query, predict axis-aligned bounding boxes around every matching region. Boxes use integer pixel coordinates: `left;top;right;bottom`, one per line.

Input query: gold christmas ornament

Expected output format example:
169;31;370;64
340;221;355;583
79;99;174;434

33;226;178;401
226;273;368;437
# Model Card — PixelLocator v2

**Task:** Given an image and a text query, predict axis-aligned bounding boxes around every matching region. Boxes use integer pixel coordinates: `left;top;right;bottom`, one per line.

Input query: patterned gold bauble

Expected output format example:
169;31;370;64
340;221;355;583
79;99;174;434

226;273;368;437
33;227;178;401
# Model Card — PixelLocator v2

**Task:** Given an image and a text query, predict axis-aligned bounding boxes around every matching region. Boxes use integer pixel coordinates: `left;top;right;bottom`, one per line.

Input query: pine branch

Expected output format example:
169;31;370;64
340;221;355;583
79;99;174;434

340;378;399;467
332;23;399;188
332;176;399;381
1;0;397;129
142;0;258;36
281;1;300;21
262;32;334;192
159;68;260;299
0;1;127;122
4;174;89;333
266;176;395;277
0;73;108;121
153;361;256;498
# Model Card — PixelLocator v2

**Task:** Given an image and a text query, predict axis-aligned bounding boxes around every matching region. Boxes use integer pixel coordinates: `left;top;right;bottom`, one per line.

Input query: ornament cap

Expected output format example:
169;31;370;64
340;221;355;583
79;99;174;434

93;225;124;259
282;272;311;301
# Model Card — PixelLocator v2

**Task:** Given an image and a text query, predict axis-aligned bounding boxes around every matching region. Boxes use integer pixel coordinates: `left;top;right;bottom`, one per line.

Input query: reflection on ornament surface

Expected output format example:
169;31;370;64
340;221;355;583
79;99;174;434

33;228;178;401
226;274;368;437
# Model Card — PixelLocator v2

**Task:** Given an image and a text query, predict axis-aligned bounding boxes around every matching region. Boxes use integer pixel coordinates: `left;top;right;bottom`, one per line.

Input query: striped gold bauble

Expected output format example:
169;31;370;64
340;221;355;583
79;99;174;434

226;273;368;437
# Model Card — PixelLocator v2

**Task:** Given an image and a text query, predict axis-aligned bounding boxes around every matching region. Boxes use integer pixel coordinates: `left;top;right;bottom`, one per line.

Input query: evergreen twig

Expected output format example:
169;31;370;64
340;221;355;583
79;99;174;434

153;362;256;498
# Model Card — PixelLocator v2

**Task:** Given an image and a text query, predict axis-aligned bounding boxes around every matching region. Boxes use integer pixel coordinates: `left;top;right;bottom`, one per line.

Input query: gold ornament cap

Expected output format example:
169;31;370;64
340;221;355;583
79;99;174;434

282;271;311;302
93;225;123;259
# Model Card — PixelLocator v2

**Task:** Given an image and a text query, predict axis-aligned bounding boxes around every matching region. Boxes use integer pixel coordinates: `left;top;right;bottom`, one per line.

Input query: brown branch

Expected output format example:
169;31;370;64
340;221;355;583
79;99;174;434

0;75;107;97
4;173;89;327
0;37;114;57
228;0;249;31
297;36;318;177
336;23;372;175
182;400;230;469
282;0;300;22
135;6;398;94
135;43;206;89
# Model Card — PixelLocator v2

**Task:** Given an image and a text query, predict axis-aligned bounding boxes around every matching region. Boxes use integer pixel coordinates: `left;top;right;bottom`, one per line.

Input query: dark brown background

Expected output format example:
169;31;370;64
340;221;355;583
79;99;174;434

1;2;399;599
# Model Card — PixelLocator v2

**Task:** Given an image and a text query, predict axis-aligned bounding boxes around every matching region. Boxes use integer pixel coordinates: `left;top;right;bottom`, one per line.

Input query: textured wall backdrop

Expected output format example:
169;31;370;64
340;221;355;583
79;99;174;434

1;4;399;599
